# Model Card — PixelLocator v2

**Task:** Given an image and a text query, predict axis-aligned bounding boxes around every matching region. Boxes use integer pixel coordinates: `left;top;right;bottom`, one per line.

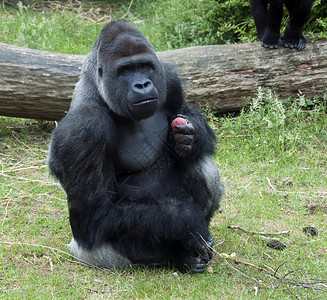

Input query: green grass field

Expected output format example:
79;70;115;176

1;1;327;299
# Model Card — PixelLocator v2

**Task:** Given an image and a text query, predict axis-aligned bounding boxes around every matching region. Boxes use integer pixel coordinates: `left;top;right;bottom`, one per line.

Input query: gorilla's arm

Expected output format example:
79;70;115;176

162;63;216;161
48;104;116;247
171;105;216;162
48;106;211;265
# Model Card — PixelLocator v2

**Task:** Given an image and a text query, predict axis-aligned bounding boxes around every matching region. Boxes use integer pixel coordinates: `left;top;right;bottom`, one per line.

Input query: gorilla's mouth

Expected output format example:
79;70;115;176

130;97;159;120
133;98;158;106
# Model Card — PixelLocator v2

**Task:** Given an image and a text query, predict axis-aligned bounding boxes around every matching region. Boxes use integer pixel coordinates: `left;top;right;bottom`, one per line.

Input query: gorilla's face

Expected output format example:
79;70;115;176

97;33;167;121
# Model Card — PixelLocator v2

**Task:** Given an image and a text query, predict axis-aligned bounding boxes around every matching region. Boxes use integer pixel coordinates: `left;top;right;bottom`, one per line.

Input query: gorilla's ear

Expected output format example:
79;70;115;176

96;40;102;62
98;65;103;77
96;41;104;78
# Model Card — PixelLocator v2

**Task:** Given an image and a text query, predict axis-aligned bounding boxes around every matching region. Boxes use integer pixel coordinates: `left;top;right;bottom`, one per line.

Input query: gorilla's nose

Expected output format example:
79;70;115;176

132;80;154;95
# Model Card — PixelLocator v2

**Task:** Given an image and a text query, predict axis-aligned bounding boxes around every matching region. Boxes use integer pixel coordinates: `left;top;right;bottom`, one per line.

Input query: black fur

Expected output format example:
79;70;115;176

48;20;224;273
250;0;315;50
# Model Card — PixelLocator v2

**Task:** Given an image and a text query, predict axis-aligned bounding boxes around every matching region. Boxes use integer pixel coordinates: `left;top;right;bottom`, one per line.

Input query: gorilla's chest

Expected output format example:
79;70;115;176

116;111;169;173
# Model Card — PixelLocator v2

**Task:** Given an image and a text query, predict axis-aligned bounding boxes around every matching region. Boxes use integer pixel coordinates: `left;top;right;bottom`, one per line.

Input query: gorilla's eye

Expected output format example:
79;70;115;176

118;65;133;76
141;62;154;71
98;67;103;77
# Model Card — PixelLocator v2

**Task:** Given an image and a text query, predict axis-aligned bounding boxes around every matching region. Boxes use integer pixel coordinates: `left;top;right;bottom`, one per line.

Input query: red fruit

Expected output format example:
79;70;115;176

171;117;188;132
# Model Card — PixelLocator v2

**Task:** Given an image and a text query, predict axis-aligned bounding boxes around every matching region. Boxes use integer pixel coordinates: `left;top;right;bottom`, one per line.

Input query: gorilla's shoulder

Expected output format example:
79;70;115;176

160;62;185;114
160;62;180;82
55;104;116;144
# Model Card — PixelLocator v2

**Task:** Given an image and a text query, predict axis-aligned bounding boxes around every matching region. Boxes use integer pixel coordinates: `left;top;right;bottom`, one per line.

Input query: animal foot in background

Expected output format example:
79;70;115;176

260;33;281;50
281;36;307;51
261;41;279;49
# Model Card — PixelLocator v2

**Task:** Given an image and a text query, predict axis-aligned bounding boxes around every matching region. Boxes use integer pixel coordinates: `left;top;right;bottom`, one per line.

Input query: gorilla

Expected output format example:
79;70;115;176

250;0;315;50
48;20;224;273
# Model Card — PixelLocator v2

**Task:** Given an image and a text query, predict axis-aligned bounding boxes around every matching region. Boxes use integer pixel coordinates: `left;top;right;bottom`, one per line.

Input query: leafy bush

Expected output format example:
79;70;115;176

141;0;327;50
136;0;255;50
0;0;326;52
307;0;327;39
0;2;105;53
217;87;327;159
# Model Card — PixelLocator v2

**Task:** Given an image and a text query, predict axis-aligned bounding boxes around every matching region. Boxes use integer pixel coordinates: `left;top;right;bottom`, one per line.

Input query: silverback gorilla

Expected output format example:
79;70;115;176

250;0;315;50
48;20;224;273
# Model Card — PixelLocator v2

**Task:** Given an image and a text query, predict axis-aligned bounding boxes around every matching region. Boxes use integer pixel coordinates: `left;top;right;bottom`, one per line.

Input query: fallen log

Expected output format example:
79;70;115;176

0;39;326;121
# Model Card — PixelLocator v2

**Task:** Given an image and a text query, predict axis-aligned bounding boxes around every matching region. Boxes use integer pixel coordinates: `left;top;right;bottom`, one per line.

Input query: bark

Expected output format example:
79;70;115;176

0;39;326;121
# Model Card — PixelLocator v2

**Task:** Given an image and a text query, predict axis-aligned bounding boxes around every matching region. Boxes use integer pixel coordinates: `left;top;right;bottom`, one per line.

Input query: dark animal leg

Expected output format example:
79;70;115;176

282;0;314;50
250;0;269;40
261;0;284;49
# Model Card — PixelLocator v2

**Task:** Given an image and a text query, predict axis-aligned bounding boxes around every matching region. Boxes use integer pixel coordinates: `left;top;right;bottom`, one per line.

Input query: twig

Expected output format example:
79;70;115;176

301;141;327;158
225;182;252;201
0;190;64;202
85;287;111;294
1;172;54;183
215;243;327;295
0;241;92;268
221;134;254;138
1;188;13;234
266;177;277;193
216;252;263;284
85;287;128;294
1;0;9;14
12;133;37;156
274;261;287;277
227;225;290;236
1;165;46;174
234;259;327;293
200;235;262;284
121;0;134;19
21;256;35;265
43;255;54;271
234;258;268;272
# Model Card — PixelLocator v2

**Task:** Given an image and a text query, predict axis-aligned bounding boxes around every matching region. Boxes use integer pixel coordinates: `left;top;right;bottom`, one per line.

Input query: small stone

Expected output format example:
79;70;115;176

303;226;318;236
267;240;286;250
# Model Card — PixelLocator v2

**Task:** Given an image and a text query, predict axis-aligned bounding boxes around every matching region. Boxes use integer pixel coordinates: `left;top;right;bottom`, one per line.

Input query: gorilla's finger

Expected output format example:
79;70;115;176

175;144;192;157
174;123;195;135
174;133;194;145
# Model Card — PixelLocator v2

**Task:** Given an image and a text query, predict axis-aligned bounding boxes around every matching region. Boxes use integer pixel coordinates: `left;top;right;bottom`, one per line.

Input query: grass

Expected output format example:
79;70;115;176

0;0;231;53
1;1;327;299
0;0;188;53
0;1;326;53
1;89;326;299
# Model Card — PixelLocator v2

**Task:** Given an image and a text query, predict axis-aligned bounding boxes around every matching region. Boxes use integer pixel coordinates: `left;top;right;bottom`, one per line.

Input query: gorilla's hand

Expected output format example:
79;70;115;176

172;115;195;157
178;234;214;273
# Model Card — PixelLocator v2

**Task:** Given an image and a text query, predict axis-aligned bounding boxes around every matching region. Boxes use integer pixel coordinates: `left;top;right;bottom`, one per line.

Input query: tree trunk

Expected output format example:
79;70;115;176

0;39;326;121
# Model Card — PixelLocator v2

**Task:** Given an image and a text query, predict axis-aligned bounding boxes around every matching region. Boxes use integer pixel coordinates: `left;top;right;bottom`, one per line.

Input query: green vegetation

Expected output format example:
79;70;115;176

1;89;326;299
0;0;326;52
1;1;326;298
